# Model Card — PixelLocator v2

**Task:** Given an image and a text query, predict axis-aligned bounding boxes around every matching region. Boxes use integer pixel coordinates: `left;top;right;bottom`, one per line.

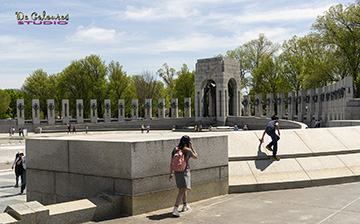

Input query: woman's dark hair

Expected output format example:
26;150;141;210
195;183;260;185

178;135;191;149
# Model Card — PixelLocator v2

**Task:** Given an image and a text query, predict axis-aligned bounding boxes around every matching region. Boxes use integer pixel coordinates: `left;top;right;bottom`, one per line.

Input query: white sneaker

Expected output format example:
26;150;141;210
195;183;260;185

172;206;180;217
182;204;190;212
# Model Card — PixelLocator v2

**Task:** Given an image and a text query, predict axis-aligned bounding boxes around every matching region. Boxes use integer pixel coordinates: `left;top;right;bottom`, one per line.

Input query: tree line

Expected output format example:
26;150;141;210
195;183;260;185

1;1;360;119
1;55;195;119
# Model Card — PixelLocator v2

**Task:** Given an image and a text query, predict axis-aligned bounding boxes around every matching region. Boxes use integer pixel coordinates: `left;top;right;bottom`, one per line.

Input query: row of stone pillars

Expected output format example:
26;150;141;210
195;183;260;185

242;77;354;125
16;98;192;125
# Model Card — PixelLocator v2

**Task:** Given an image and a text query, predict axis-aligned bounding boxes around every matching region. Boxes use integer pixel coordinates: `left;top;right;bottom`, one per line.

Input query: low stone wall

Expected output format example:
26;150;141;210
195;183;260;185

26;133;228;216
226;116;306;130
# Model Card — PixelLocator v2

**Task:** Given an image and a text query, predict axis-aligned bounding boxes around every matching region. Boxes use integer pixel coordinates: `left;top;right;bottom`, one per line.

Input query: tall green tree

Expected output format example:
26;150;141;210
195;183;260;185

221;33;280;94
174;64;195;116
133;71;165;117
107;61;134;117
21;69;55;118
251;55;291;97
0;90;11;119
59;55;107;117
281;33;338;91
157;63;177;98
5;89;24;118
312;2;360;95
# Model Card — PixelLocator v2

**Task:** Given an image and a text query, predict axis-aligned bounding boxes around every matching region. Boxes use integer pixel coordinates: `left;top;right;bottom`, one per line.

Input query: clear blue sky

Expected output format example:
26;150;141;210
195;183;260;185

0;0;353;89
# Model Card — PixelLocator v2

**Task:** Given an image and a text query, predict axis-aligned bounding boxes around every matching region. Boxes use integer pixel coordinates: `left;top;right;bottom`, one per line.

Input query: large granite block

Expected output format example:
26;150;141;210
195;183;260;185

68;141;132;178
26;139;69;172
27;170;55;194
55;172;86;199
46;199;96;224
84;175;114;197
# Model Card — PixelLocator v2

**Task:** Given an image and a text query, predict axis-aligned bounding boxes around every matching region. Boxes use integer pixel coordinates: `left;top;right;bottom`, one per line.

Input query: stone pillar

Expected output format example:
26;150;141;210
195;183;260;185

344;76;354;120
118;99;125;121
314;87;322;121
216;87;227;125
76;99;84;123
158;98;165;118
171;98;178;118
90;99;97;123
254;94;263;117
32;99;40;125
184;98;191;117
329;84;335;121
242;95;251;116
145;99;152;119
306;89;315;125
16;99;25;125
297;90;306;122
266;93;274;118
344;76;354;101
322;85;329;124
334;82;340;120
47;99;55;125
104;99;111;123
195;87;202;122
277;92;285;118
131;99;138;120
287;91;296;120
62;99;70;124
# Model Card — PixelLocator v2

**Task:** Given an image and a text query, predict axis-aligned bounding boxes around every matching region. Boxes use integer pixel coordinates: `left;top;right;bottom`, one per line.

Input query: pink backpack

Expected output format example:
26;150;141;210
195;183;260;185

171;147;187;172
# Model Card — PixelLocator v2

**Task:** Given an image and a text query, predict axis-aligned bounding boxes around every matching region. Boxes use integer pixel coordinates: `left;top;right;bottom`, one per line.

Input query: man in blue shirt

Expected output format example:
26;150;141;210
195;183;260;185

259;115;281;161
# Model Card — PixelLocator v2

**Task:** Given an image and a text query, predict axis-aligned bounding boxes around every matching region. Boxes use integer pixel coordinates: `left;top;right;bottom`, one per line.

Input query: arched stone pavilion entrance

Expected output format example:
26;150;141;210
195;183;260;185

195;57;241;125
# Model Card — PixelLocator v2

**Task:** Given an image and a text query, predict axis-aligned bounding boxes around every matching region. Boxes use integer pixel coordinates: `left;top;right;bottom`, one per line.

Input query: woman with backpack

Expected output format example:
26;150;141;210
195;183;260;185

169;135;198;217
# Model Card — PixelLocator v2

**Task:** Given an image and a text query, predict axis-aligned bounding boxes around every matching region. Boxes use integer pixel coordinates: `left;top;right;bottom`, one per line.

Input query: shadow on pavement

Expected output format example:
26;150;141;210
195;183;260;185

147;212;178;220
0;193;23;198
0;185;15;189
255;141;273;171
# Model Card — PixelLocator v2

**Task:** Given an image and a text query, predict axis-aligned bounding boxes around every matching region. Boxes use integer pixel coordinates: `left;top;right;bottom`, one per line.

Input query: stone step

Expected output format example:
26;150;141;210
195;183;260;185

229;153;360;193
228;126;360;193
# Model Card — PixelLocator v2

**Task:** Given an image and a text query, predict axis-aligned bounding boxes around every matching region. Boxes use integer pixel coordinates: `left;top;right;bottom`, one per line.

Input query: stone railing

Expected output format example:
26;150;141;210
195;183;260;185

16;98;192;126
242;77;356;127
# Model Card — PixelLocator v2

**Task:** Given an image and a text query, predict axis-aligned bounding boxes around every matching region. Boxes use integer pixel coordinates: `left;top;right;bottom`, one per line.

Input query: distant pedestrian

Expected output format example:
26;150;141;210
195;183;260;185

199;124;202;132
242;125;248;131
169;135;198;217
234;125;238;131
146;125;150;133
12;127;15;135
67;124;71;134
85;125;89;134
73;126;76;133
259;115;281;161
9;127;12;136
11;152;21;187
16;151;26;194
141;124;145;133
18;128;22;136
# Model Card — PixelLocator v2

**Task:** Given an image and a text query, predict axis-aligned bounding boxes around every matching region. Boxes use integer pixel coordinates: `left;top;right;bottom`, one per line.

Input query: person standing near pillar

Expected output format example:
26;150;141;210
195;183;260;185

17;151;26;194
259;115;281;161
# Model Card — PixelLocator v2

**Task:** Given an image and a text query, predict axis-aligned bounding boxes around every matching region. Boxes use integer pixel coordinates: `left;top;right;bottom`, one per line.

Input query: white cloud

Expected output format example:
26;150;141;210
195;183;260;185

66;26;123;43
121;0;201;21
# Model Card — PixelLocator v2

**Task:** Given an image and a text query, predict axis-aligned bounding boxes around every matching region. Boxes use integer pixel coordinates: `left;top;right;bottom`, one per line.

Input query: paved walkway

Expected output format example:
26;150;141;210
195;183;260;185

86;182;360;224
2;130;360;223
0;169;26;212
